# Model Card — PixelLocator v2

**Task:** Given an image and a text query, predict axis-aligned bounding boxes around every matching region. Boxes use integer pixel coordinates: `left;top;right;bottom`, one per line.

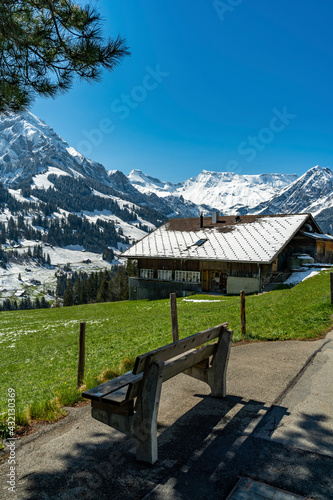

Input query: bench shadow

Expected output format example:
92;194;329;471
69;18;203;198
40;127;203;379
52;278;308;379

233;410;333;500
18;397;333;500
19;395;241;499
150;405;333;500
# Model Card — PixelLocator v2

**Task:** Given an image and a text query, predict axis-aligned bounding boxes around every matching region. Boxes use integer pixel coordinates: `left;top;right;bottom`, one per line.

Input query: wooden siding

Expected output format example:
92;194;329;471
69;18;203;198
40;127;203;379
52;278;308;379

316;242;325;256
135;257;273;294
136;258;270;278
316;240;333;263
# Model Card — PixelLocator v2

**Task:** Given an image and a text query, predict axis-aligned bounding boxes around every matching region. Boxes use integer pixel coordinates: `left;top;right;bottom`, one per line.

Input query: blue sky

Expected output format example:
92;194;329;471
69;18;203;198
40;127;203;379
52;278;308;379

32;1;333;183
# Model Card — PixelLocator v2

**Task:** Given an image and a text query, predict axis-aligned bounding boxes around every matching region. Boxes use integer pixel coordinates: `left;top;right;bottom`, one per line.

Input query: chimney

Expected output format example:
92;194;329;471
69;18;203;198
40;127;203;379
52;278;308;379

212;211;219;224
199;213;203;228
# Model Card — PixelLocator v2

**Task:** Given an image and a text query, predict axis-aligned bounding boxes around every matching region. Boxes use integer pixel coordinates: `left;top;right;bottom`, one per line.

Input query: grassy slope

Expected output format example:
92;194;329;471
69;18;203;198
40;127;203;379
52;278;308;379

0;268;332;424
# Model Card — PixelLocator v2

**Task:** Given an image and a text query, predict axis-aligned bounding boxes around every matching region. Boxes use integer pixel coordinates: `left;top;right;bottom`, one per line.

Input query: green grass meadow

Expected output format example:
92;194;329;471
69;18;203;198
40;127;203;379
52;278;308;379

0;268;332;429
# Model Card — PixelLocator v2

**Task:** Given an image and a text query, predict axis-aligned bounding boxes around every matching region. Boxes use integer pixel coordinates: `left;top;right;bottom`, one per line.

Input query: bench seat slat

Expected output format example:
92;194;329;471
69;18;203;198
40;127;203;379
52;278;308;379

133;323;226;375
100;386;132;406
82;371;142;401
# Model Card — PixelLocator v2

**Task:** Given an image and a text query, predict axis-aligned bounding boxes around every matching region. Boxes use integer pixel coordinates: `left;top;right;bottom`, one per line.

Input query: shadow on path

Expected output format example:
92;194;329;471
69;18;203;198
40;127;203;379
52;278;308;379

13;395;333;500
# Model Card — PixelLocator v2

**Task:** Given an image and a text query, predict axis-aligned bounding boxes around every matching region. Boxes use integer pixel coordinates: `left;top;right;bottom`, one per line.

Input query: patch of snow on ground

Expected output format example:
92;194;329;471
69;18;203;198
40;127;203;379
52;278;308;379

46;246;103;265
63;245;85;252
182;298;223;303
8;189;32;203
81;210;148;242
135;217;156;232
32;166;71;189
68;167;85;179
81;209;114;219
92;189;111;199
284;268;327;286
117;242;128;252
0;243;114;302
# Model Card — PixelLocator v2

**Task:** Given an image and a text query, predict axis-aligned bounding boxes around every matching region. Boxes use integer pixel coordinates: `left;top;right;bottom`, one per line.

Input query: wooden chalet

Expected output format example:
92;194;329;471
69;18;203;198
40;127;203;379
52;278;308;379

122;213;333;300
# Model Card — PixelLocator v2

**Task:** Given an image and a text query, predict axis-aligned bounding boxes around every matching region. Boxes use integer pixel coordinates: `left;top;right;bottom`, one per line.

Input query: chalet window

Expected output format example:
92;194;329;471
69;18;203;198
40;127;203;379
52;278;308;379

187;271;201;283
140;269;154;279
158;270;172;280
175;270;200;283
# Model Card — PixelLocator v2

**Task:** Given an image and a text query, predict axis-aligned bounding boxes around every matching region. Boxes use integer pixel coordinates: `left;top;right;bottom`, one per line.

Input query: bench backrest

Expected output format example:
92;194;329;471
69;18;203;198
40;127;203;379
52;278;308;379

133;323;227;375
83;323;230;406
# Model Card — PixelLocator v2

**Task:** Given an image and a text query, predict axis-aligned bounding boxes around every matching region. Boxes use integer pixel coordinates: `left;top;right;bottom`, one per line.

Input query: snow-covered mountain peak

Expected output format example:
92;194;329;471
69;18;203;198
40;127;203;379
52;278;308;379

127;169;179;196
128;168;298;214
0;111;197;221
299;165;332;181
0;109;65;151
277;165;333;196
128;169;174;187
0;109;111;187
248;165;333;233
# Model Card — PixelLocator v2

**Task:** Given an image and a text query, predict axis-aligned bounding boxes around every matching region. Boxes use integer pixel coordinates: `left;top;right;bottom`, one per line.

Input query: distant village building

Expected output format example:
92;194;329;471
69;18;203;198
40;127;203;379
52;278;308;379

122;213;333;300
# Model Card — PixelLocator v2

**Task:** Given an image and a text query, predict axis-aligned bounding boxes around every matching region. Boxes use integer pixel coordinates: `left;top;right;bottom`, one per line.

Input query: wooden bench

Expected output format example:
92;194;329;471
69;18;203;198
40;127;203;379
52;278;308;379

82;323;233;464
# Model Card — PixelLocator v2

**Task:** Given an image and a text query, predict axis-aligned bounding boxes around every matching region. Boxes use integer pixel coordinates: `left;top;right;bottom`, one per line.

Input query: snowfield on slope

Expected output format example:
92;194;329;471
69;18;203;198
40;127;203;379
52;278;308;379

0;243;117;302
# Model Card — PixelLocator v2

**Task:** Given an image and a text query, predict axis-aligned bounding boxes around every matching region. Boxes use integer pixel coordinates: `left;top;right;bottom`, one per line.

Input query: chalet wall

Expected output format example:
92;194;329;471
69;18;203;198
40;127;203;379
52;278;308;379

136;258;272;279
286;235;316;257
128;258;274;298
282;233;333;265
227;277;258;295
316;240;333;263
128;277;199;300
277;235;316;270
198;261;260;278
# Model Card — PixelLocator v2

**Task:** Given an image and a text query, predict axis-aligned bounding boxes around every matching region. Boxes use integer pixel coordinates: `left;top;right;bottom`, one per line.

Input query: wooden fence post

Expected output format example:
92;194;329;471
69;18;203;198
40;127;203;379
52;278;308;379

331;273;333;305
240;290;246;338
77;322;86;388
170;293;179;342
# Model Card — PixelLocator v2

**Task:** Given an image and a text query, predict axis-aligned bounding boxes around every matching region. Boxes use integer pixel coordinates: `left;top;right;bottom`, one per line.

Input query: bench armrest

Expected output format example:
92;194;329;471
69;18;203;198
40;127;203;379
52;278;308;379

82;371;142;401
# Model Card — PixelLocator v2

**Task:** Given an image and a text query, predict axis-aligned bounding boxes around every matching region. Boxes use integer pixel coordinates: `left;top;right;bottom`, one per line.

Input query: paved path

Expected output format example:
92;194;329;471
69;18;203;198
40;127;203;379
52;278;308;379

256;331;333;457
1;332;333;499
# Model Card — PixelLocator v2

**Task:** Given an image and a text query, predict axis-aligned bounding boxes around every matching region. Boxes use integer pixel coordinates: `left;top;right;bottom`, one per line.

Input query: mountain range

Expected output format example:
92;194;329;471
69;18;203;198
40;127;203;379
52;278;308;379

0;110;332;247
127;169;298;215
128;166;333;234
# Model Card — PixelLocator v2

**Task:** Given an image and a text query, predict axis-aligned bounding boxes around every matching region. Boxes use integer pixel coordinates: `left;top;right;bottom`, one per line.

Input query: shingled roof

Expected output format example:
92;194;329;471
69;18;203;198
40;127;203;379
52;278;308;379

122;213;319;264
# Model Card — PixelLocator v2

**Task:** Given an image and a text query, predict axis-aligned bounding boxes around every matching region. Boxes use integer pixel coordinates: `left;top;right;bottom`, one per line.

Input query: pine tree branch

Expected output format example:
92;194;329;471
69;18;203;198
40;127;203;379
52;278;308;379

0;0;130;112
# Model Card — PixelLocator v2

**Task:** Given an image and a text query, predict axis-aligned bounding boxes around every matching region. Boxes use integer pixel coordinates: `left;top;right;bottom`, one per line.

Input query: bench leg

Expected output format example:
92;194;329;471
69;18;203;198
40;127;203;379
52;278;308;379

208;328;233;397
132;360;164;464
